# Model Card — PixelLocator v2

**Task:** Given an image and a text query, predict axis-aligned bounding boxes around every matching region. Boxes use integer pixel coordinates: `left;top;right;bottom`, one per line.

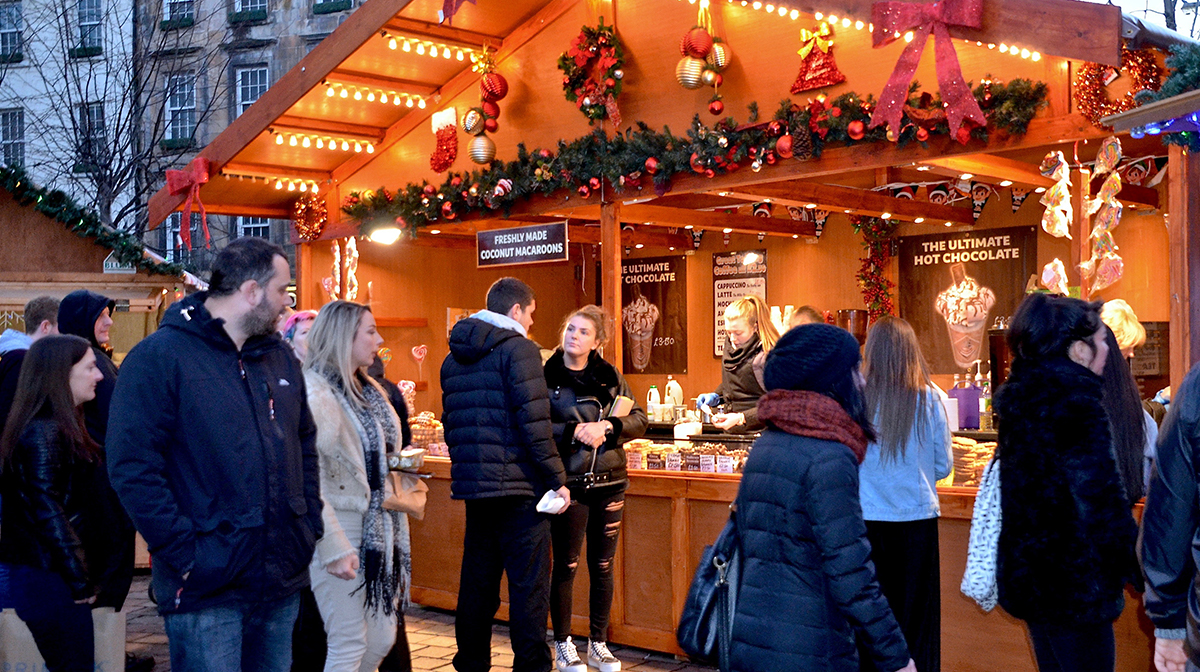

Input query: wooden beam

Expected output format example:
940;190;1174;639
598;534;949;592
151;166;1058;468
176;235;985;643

719;182;976;226
324;70;441;95
148;0;417;227
619;204;817;237
331;0;578;183
195;203;292;219
918;155;1055;189
1102;88;1200;131
221;161;331;182
375;317;429;327
639;193;748;210
1168;145;1200;390
383;17;504;50
569;225;693;250
1073;165;1093;300
601;203;622;368
269;118;384;143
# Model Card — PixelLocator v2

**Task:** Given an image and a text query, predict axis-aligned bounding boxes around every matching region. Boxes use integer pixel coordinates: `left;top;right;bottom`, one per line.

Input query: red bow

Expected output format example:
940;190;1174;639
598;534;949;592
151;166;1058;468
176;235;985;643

165;157;212;250
867;0;986;143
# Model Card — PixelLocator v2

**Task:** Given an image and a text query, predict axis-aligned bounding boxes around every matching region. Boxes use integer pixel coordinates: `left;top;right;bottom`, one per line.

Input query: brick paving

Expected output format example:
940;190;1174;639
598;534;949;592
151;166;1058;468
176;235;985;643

124;575;714;672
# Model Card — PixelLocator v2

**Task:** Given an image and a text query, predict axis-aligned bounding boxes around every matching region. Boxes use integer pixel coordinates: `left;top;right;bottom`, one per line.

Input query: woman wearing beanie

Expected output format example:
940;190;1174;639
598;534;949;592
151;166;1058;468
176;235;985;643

697;296;779;432
729;324;915;672
994;294;1139;672
858;317;951;672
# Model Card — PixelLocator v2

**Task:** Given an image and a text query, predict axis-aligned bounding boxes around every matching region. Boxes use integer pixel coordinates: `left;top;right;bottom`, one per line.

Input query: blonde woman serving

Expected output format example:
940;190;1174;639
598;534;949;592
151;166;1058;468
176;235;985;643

697;296;780;432
303;301;411;672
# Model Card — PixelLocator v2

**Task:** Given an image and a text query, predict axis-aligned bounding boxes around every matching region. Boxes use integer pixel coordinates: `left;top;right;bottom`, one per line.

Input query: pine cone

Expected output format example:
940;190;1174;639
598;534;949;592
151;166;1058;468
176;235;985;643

792;124;814;161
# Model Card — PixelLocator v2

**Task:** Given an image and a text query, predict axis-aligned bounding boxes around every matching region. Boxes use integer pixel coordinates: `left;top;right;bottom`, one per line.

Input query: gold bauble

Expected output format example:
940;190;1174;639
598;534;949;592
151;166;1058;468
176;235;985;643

462;109;486;136
676;57;706;90
701;69;719;87
469;134;497;164
706;42;731;72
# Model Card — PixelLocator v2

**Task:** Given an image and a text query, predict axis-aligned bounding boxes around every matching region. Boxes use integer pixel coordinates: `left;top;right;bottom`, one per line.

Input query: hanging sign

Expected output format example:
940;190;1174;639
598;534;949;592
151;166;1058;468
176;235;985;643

103;251;136;274
476;222;568;268
713;249;767;357
622;255;688;374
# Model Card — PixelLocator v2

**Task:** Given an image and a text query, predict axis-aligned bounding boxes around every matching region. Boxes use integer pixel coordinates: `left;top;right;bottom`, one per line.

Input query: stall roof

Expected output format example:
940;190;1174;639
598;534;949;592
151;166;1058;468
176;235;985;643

150;0;1180;244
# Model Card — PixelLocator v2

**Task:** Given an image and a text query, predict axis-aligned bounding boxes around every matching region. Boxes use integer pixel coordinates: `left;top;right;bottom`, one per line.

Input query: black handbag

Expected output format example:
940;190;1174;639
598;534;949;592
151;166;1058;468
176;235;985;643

677;507;740;672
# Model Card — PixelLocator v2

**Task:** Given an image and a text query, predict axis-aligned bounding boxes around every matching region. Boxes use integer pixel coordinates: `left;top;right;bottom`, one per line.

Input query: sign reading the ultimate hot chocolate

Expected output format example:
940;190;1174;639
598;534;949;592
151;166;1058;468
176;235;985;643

476;222;568;268
712;250;767;357
898;226;1036;375
622;255;687;375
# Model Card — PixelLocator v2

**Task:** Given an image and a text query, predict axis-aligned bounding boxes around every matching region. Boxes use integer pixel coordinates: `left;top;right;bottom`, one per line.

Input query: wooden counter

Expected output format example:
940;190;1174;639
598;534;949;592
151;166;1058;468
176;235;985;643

410;459;1155;671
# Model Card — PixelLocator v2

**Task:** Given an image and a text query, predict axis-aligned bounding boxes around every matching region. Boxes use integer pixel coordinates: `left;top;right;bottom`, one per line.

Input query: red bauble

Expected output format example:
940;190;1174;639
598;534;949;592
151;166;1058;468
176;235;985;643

441;201;456;218
480;73;509;101
713;73;723;87
589;177;601;190
484;118;499;133
645;157;659;174
749;146;758;157
481;101;500;119
705;169;715;178
681;28;713;58
423;184;437;196
578;185;591;197
605;78;616;88
847;120;866;141
830;107;841;117
916;127;930;142
956;125;972;144
767;121;783;137
765;151;776;165
775;134;794;159
728;162;740;171
709;100;725;115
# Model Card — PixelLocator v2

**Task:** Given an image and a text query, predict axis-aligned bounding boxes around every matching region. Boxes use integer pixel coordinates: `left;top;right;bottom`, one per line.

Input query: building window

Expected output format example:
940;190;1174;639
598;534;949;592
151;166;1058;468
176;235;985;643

77;0;101;49
234;65;267;117
0;108;22;167
237;216;270;238
164;212;201;261
234;0;266;12
163;0;192;21
76;102;105;168
165;72;195;141
0;3;22;59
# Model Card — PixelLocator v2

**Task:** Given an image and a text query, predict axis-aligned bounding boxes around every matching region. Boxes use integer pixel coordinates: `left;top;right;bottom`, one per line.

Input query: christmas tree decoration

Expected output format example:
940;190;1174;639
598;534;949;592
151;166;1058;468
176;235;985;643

1074;48;1162;129
868;0;986;142
681;27;713;58
927;182;952;204
292;193;327;241
462;108;486;135
480;72;509;101
791;124;814;160
850;215;899;321
706;41;732;72
484;118;499;133
846;120;865;140
890;185;916;199
1039;150;1073;238
791;22;845;94
969;181;993;221
557;19;626;124
481;101;500;119
702;69;720;87
1040;258;1070;296
430;108;458;173
709;99;725;116
1011;187;1031;212
775;134;794;158
469;134;497;164
676;56;706;89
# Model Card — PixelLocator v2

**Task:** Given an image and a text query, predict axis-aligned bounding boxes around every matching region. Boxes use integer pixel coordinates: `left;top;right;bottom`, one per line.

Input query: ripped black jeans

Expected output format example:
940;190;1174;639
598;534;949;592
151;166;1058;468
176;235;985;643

550;485;626;642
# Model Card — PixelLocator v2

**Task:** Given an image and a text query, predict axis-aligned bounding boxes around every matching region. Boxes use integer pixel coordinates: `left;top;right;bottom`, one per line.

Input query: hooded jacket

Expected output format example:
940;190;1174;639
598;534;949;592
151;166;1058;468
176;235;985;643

440;311;565;500
57;290;118;445
107;292;322;614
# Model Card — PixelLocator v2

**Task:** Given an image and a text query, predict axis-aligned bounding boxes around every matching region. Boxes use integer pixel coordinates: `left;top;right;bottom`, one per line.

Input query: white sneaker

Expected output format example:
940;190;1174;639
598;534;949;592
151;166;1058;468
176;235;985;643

554;637;586;672
587;640;621;672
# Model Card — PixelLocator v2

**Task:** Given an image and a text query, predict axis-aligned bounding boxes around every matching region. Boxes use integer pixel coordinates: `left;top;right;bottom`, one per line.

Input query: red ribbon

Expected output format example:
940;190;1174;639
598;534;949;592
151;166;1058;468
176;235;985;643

165;157;212;250
867;0;986;143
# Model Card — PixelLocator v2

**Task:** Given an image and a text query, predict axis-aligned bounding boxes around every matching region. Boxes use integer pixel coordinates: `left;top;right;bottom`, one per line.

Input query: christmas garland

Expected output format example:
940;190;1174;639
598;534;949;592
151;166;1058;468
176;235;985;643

338;79;1048;235
849;215;898;321
557;19;625;123
0;166;185;277
1134;44;1200;150
1073;48;1162;128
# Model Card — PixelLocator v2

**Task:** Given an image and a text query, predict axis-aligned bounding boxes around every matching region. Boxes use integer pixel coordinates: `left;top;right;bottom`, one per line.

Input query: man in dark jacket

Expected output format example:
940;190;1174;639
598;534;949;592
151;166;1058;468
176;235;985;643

1140;361;1200;672
107;238;322;672
0;296;59;440
440;277;570;672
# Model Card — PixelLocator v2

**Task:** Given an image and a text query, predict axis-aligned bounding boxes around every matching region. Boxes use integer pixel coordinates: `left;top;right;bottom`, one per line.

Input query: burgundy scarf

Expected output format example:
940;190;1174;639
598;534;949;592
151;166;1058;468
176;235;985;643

756;389;869;463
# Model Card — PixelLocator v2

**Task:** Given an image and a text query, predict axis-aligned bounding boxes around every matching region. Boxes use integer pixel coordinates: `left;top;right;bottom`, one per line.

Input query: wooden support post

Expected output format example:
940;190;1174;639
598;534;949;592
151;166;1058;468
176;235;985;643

1072;166;1092;300
1168;145;1200;390
297;241;314;310
601;201;623;369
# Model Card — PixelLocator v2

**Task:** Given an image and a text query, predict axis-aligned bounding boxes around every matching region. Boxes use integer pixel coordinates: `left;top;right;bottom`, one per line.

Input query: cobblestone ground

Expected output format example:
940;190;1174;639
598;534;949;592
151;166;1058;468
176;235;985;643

124;575;715;672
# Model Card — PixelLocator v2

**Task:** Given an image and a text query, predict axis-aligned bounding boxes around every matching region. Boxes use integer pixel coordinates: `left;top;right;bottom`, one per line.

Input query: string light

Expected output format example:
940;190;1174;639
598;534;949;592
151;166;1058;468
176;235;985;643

269;129;380;155
324;83;428;110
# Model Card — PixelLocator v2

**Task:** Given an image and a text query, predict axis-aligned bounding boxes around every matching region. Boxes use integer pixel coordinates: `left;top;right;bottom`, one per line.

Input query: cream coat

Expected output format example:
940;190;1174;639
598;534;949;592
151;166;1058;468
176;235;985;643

304;369;402;566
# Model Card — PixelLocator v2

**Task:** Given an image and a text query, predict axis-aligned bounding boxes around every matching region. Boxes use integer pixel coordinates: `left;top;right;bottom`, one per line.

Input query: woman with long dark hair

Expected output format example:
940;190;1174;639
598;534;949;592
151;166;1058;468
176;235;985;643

0;335;104;672
303;301;411;672
858;316;951;672
544;305;647;672
994;293;1139;672
1098;325;1149;503
729;324;915;672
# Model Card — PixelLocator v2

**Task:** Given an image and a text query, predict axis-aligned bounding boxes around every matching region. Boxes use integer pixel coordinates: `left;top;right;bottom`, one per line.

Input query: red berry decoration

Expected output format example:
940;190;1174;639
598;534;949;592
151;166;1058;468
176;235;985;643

775;134;794;159
847;120;866;141
916;127;930;142
644;157;659;174
589;176;602;190
765;151;776;165
481;101;500;119
728;162;740;171
484;118;499;133
709;99;725;116
480;72;509;102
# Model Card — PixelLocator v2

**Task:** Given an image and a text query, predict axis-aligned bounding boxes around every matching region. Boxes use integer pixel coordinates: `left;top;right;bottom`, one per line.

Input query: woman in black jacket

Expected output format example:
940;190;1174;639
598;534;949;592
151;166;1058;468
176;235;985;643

698;295;779;432
0;335;105;672
544;305;647;672
730;324;914;672
993;294;1139;672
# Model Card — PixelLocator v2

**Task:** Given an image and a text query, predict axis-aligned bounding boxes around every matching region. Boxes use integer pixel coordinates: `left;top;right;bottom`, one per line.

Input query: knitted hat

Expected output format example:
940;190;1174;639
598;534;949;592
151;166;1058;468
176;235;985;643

763;323;861;394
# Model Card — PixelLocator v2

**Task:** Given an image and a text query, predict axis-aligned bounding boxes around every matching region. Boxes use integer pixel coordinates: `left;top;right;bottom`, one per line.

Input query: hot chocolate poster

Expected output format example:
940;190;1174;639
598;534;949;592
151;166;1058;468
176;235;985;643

621;255;688;375
897;226;1036;375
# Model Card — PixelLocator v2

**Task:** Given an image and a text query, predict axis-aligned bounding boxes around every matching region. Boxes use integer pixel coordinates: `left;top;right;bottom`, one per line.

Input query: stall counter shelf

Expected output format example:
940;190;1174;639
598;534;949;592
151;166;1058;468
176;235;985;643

409;457;1153;671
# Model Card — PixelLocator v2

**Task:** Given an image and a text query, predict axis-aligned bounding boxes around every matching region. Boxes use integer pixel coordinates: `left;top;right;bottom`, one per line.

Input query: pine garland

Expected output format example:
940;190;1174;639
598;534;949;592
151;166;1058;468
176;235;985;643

850;215;899;321
1136;44;1200;150
341;80;1049;234
0;166;185;277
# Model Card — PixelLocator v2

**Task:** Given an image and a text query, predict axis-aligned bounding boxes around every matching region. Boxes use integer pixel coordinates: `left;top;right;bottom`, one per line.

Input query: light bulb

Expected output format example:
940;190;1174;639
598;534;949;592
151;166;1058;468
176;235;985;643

914;217;925;223
880;212;892;219
388;37;396;50
904;31;913;42
311;183;319;194
1020;48;1030;59
443;46;451;58
288;135;297;146
353;89;362;101
366;91;375;102
429;46;438;59
855;20;864;29
722;228;733;234
402;40;411;52
301;136;311;147
406;97;414;108
790;10;799;18
999;180;1013;187
456;49;464;61
415;43;424;55
353;142;362;153
813;11;822;19
998;43;1008;53
275;134;283;145
842;17;850;27
751;2;761;9
1031;52;1041;61
341;140;350;151
275;179;283;190
339;87;348;98
417;98;426;109
315;138;324;149
765;5;774;12
298;181;307;192
366;143;375;154
828;14;837;23
778;6;787;16
287;181;296;191
325;86;335;97
328;139;338;152
635;243;645;249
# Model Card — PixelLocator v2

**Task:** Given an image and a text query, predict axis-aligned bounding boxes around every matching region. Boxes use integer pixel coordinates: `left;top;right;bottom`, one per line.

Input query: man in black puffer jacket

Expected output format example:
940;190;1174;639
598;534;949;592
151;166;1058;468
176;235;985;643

440;277;569;672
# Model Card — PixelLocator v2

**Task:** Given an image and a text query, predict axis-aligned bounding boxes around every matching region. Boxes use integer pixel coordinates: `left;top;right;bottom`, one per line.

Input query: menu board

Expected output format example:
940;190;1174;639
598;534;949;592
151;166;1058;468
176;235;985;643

621;255;688;374
1131;322;1168;377
712;250;767;357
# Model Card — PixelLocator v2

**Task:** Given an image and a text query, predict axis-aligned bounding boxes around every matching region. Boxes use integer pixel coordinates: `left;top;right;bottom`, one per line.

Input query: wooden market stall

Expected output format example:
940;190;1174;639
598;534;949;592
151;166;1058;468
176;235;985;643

145;0;1199;668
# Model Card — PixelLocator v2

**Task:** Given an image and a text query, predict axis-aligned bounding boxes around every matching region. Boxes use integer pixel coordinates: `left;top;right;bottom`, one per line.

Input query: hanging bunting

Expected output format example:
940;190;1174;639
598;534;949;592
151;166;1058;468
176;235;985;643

1120;158;1155;186
691;229;705;249
752;201;773;217
1039;150;1073;239
927;182;952;205
1010;187;1031;212
969;181;993;221
791;22;845;93
812;209;830;238
891;184;917;200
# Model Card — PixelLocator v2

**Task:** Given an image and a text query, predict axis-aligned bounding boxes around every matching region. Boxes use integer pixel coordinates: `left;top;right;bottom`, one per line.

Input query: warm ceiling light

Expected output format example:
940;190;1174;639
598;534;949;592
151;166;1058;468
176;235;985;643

339;87;348;98
842;17;850;27
328;139;338;152
880;212;892;219
311;183;319;194
341;140;350;151
274;179;282;190
635;243;645;249
353;141;362;153
828;14;837;22
999;180;1013;187
301;136;311;148
998;43;1008;53
805;203;816;209
366;143;375;154
428;229;441;235
325;86;335;97
855;20;864;29
1031;52;1042;61
456;49;464;60
790;9;799;18
765;3;773;10
287;180;296;192
275;134;283;145
442;46;451;58
914;217;925;223
944;221;953;227
298;181;308;192
916;165;930;171
959;173;974;180
743;251;760;264
402;40;411;52
288;135;297;146
415;43;425;55
792;234;799;239
353;89;363;101
366;91;375;102
1034;187;1046;193
315;138;324;149
388;37;397;50
723;227;733;233
417;98;426;109
405;96;414;108
684;225;694;230
368;227;402;245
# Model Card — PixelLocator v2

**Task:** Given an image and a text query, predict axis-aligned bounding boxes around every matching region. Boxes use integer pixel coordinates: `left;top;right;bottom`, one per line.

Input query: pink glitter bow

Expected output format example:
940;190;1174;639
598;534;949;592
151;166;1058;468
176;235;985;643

867;0;986;143
165;157;213;249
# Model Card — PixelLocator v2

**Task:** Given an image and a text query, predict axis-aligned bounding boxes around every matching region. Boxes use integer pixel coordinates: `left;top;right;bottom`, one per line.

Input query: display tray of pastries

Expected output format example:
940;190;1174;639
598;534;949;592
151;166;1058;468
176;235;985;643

624;438;750;473
951;436;996;487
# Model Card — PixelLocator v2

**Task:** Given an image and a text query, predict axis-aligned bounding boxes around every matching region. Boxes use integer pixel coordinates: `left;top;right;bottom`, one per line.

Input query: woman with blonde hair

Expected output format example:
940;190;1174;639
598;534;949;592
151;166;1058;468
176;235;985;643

303;301;411;672
697;295;779;432
858;317;951;672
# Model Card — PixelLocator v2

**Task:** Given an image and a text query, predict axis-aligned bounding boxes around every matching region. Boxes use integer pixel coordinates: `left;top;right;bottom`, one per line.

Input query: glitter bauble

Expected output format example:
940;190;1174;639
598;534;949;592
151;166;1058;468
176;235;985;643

644;157;659;174
676;57;706;90
613;69;624;80
706;42;732;72
469;134;496;164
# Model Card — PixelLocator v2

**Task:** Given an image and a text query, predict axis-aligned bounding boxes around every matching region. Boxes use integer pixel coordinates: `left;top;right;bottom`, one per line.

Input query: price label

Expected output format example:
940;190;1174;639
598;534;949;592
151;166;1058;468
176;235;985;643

700;454;716;473
716;455;736;473
665;452;682;471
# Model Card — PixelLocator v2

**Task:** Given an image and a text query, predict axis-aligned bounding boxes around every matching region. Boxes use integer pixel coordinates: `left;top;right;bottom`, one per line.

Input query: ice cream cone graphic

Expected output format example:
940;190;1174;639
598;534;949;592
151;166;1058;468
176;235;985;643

935;263;996;369
623;295;660;371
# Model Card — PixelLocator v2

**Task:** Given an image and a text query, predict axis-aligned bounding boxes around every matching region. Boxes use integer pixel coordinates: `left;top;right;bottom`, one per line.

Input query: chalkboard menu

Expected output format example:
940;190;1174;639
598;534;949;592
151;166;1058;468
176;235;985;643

1131;322;1168;378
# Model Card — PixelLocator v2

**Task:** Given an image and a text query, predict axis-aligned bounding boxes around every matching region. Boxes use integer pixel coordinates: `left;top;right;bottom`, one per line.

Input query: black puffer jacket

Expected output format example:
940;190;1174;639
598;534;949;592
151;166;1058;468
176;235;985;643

544;349;648;491
993;357;1139;623
440;313;565;500
715;335;767;431
730;429;909;672
0;417;96;600
107;293;322;615
1142;361;1200;662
